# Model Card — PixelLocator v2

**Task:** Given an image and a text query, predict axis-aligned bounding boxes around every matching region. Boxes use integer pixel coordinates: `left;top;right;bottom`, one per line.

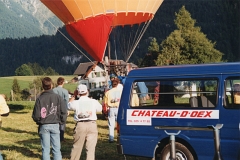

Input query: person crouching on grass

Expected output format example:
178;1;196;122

32;77;67;160
0;94;10;160
68;84;102;160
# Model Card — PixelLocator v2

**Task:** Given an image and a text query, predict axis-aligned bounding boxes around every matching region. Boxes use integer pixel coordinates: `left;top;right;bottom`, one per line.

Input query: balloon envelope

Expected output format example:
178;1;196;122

41;0;163;61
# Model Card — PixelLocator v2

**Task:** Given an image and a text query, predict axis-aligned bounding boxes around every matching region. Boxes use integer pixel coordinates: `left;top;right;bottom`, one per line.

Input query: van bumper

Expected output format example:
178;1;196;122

117;136;123;154
117;144;123;154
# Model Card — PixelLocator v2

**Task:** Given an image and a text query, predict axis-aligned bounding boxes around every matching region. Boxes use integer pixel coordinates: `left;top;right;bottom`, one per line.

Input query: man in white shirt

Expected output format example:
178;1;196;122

104;79;122;143
68;84;102;160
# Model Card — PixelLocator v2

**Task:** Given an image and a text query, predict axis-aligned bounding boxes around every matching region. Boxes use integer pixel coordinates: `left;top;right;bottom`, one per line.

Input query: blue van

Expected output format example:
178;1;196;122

117;62;240;160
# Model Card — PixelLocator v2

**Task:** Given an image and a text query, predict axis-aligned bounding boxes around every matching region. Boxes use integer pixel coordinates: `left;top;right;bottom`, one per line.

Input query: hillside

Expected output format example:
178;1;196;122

0;0;63;39
0;0;239;77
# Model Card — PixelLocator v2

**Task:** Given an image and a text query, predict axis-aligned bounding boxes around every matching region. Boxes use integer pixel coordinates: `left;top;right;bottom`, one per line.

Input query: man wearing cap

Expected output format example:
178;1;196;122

108;74;117;89
104;79;122;143
108;74;124;90
68;84;102;160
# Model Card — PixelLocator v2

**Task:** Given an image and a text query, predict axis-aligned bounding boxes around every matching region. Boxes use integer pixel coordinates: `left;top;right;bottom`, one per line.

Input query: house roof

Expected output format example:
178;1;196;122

73;61;98;76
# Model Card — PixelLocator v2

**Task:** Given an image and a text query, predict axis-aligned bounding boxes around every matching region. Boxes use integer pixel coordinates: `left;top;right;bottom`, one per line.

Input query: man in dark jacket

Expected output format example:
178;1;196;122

32;77;67;160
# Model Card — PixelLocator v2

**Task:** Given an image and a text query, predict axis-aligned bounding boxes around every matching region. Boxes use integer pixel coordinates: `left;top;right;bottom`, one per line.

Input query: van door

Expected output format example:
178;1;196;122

220;75;240;159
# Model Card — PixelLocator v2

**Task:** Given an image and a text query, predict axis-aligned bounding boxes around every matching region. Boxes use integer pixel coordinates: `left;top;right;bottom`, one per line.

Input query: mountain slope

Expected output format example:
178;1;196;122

0;0;63;39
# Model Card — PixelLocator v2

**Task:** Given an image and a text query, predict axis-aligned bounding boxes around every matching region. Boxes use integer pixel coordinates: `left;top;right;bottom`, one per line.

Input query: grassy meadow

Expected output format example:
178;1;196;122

0;76;151;160
0;76;78;98
0;101;152;160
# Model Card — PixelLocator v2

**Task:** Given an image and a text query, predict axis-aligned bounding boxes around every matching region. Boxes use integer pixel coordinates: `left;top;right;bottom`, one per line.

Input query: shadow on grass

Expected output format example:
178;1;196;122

60;137;125;160
8;104;24;110
0;143;41;159
1;127;36;135
97;112;108;120
97;122;109;129
8;104;29;114
64;126;74;139
1;127;151;160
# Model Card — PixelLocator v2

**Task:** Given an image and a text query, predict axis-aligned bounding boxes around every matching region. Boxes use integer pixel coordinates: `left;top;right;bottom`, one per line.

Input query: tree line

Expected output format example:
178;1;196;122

10;76;58;101
0;0;239;77
15;63;59;76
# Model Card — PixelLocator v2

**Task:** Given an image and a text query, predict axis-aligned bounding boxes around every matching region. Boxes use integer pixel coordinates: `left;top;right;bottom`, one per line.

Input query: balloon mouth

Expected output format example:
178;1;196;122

65;12;154;61
67;12;154;27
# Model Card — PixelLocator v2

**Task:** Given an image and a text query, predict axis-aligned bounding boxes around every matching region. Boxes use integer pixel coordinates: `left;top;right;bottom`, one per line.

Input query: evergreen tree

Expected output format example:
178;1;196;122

155;6;223;66
29;77;44;100
148;38;159;52
15;64;34;76
141;38;160;67
28;62;45;75
11;78;21;101
45;67;59;75
12;78;21;94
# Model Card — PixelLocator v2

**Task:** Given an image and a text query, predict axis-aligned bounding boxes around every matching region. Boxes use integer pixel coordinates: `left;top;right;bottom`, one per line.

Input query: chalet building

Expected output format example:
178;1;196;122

73;57;138;93
73;61;106;92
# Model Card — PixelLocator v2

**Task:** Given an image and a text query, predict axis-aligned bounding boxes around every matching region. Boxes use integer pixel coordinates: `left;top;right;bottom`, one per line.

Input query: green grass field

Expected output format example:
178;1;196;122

0;101;151;160
0;76;78;98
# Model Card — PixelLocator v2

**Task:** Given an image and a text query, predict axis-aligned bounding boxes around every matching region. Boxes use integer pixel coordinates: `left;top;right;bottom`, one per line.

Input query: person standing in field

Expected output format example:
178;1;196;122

53;77;69;142
32;77;67;160
108;74;116;89
131;89;139;107
0;94;10;127
0;94;10;160
68;84;102;160
104;79;122;143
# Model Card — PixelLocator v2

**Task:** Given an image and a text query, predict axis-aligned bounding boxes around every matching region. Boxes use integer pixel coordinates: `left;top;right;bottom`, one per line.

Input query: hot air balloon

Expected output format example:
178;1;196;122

40;0;163;62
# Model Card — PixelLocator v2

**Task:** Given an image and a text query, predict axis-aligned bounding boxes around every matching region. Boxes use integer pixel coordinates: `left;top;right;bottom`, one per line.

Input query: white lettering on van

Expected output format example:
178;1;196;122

132;110;178;117
129;110;219;119
127;109;219;126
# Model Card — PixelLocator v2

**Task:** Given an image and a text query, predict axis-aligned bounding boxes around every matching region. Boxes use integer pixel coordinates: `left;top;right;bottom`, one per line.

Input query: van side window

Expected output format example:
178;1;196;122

130;78;218;108
224;77;240;108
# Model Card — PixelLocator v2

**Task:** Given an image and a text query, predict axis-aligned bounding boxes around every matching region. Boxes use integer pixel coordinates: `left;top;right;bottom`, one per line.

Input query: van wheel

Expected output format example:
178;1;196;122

160;142;194;160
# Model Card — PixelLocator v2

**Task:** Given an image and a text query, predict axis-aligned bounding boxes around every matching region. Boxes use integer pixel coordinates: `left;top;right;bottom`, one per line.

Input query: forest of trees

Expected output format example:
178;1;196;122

0;0;239;77
15;63;59;76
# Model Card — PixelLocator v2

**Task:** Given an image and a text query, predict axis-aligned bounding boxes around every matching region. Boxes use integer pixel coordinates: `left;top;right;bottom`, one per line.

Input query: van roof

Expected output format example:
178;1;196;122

127;62;240;77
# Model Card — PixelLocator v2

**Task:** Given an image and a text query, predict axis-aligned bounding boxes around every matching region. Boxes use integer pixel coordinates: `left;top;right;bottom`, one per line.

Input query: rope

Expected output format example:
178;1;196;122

126;20;151;62
111;19;151;63
43;16;95;64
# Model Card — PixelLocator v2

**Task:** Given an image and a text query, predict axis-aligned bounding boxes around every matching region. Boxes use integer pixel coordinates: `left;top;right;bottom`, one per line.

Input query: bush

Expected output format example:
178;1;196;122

7;101;35;110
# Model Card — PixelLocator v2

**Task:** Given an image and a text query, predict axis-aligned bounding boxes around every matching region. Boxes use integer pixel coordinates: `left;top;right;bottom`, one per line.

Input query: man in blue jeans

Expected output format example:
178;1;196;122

32;77;67;160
